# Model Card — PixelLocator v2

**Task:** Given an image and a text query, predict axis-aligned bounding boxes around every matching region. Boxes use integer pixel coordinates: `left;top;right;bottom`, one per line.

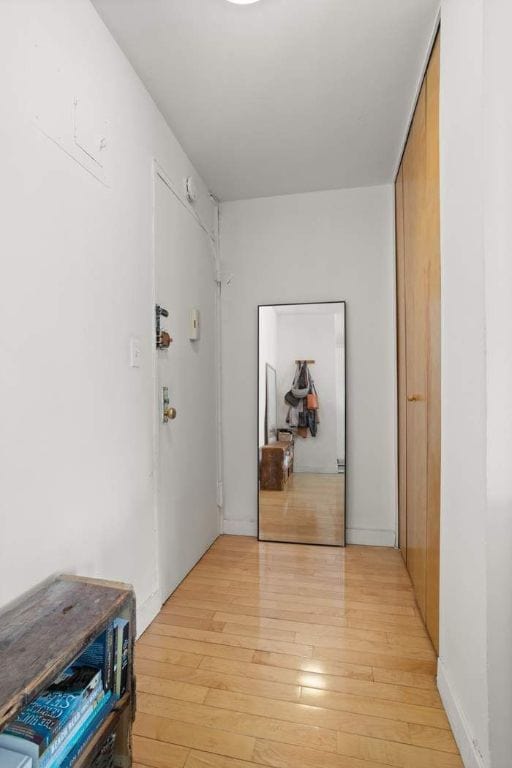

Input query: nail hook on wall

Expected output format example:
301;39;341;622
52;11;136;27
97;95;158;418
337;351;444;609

185;176;198;204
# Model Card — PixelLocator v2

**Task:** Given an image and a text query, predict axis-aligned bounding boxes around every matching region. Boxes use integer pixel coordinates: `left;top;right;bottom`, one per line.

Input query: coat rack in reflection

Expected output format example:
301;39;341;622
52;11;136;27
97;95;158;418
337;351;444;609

295;360;315;364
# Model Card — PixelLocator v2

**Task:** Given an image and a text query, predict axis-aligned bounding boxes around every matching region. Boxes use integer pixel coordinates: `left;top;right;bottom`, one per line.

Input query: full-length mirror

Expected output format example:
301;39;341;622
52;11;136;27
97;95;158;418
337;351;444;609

258;302;346;545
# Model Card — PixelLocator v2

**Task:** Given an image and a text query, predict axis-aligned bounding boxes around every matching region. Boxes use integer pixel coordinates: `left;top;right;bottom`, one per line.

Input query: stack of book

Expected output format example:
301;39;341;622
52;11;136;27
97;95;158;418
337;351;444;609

0;618;129;768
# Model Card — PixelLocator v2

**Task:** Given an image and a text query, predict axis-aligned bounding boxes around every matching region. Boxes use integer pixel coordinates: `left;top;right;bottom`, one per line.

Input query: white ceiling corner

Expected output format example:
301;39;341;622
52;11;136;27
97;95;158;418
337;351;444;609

91;0;439;201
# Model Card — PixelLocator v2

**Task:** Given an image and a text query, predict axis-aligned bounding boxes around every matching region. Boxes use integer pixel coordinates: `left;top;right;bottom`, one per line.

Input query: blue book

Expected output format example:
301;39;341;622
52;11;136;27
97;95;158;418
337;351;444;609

43;694;113;768
40;691;105;767
112;620;130;698
53;695;113;768
0;669;102;767
74;626;114;692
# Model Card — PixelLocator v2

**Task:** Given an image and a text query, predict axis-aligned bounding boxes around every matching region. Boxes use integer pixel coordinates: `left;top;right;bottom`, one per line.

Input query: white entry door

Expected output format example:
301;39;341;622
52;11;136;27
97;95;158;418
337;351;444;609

154;170;218;603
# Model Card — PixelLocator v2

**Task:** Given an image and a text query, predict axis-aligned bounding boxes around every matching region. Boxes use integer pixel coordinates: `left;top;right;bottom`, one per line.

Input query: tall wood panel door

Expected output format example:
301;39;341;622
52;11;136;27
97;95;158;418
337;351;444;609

396;34;440;652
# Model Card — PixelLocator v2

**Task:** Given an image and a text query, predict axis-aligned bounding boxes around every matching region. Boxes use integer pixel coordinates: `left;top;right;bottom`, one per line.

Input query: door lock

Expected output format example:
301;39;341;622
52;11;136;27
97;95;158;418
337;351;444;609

162;386;177;423
156;305;173;349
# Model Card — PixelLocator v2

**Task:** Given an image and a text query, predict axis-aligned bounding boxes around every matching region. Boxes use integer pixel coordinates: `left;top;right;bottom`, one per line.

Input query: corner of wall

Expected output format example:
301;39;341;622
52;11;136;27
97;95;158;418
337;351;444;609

222;519;258;537
136;587;162;638
346;528;396;547
437;659;488;768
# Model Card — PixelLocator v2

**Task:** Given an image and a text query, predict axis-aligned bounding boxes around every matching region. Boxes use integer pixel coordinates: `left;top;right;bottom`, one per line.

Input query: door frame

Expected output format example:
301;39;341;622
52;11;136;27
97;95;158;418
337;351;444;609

150;160;163;607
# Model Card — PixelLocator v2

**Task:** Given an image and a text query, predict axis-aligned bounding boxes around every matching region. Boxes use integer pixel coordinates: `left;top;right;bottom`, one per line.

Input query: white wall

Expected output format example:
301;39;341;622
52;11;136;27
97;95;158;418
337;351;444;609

275;309;342;474
220;185;396;545
0;0;218;632
438;3;489;764
258;307;278;447
439;2;512;766
483;3;512;765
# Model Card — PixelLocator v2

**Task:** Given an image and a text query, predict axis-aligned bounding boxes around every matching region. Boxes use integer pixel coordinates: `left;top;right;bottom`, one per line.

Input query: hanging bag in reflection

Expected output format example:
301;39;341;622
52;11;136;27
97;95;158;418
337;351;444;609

285;390;300;407
291;362;310;398
307;380;318;410
307;409;318;437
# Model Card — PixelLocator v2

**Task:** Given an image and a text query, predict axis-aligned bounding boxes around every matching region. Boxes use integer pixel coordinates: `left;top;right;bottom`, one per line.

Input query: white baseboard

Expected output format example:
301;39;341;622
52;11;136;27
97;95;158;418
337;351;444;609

222;522;395;546
346;527;396;547
223;518;258;536
294;466;339;474
437;659;487;768
136;588;162;637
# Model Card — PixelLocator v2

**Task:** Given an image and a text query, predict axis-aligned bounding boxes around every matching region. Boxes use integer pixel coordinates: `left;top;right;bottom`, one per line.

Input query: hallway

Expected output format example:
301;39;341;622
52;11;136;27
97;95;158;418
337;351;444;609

133;536;461;768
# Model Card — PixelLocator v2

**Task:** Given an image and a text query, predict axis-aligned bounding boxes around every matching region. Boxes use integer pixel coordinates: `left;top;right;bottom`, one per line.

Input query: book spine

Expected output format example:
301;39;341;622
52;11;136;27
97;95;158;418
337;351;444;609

2;720;49;755
7;668;104;752
104;624;114;692
20;701;61;735
76;630;112;691
119;623;130;698
0;734;40;765
59;694;113;768
43;710;88;763
42;683;104;763
112;619;130;698
112;623;119;693
41;691;106;768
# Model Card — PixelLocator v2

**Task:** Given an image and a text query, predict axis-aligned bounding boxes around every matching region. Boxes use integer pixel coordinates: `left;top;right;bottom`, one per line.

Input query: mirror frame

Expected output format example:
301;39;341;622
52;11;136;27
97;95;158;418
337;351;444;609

265;364;278;444
257;300;347;547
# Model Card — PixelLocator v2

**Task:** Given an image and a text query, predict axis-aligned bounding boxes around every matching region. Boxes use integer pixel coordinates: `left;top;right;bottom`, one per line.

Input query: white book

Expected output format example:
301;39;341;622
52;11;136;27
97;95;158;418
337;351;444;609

0;747;32;768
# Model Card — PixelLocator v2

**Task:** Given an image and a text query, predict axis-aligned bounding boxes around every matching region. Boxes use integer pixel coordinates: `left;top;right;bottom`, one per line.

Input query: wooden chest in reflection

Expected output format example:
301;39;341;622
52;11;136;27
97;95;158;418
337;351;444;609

260;439;294;491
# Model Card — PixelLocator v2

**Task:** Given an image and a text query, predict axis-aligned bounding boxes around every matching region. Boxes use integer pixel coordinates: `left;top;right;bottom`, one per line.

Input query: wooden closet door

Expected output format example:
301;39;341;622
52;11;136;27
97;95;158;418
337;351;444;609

396;34;440;651
402;82;428;619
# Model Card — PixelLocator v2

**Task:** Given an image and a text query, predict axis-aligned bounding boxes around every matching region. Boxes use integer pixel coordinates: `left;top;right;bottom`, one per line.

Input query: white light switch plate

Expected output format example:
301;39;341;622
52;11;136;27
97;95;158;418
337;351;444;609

189;308;200;340
129;337;141;368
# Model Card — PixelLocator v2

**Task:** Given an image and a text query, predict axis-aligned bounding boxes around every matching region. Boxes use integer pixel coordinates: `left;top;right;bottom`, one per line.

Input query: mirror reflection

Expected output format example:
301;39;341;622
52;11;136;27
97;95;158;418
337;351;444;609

258;302;346;545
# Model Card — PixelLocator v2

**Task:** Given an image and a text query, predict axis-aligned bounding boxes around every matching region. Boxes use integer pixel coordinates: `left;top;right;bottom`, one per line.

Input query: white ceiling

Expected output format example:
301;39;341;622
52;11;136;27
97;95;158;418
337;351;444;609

92;0;439;201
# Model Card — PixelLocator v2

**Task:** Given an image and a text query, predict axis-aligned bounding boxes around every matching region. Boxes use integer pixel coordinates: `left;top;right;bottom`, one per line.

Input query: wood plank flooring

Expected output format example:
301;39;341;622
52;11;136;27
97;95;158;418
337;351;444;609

133;535;461;768
259;473;345;545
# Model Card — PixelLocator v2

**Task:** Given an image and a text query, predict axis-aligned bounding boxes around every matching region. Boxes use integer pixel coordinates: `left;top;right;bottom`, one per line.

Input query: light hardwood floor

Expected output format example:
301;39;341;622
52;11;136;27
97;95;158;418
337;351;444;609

259;473;345;545
133;535;461;768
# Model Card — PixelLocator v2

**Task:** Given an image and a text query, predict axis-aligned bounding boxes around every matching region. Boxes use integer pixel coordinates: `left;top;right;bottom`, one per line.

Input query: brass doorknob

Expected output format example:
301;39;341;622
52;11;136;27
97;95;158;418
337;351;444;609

164;406;177;421
407;394;423;402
